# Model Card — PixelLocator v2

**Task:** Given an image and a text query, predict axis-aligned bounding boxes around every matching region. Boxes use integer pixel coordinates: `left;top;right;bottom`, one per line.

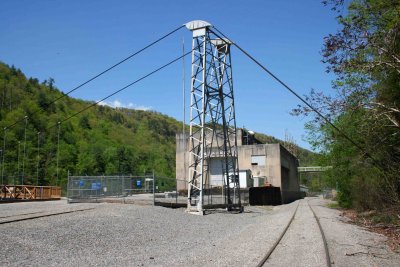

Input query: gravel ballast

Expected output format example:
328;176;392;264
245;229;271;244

1;198;399;266
0;200;297;266
264;199;326;266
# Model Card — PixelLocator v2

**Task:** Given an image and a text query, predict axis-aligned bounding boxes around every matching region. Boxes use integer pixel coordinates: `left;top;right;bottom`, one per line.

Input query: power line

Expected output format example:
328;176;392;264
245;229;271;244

210;27;378;163
45;49;194;131
2;25;185;133
0;26;186;184
40;49;193;183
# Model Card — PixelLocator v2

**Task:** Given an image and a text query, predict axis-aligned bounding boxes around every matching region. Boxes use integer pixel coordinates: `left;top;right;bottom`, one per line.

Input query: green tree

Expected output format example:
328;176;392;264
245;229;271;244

293;0;400;209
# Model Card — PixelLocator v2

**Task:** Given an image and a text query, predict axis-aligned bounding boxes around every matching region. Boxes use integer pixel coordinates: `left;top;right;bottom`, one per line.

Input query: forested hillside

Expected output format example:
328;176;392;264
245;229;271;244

0;62;181;188
0;62;315;189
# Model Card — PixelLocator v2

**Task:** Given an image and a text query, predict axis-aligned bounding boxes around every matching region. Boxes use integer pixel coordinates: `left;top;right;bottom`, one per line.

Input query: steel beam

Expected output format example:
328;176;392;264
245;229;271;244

185;20;242;214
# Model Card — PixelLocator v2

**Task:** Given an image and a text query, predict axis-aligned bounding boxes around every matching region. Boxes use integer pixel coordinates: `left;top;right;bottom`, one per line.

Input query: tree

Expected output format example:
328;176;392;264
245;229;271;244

79;115;91;129
293;0;400;209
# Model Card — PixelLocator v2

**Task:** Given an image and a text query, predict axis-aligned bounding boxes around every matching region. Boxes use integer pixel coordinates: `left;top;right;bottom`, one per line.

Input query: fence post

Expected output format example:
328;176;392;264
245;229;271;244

102;175;104;197
95;176;98;203
152;171;155;206
175;178;178;205
122;175;125;204
67;170;70;203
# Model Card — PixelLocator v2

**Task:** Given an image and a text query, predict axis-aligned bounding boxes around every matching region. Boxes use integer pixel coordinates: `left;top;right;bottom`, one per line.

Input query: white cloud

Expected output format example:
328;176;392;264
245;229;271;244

97;100;152;111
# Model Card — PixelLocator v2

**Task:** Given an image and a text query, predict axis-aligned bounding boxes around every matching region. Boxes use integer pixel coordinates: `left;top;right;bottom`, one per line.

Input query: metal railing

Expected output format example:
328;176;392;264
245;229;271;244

0;185;61;200
298;166;333;173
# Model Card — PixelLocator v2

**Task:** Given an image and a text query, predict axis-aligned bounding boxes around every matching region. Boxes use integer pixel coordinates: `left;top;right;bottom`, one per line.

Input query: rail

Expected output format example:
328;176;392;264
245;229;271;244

257;198;332;267
0;208;94;225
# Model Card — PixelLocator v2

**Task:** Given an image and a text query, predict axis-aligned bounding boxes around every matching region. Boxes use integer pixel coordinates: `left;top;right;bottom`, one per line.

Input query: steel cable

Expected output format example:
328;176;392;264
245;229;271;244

45;49;194;131
2;25;185;133
210;27;380;165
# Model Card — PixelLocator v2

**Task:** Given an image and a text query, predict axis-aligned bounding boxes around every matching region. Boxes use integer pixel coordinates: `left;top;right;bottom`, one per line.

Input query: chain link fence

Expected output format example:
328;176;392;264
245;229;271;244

67;175;249;207
67;175;154;203
153;177;249;208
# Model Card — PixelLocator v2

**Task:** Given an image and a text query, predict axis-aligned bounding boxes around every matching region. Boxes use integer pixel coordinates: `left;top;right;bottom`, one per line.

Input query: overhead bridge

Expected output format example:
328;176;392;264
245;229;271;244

297;166;333;173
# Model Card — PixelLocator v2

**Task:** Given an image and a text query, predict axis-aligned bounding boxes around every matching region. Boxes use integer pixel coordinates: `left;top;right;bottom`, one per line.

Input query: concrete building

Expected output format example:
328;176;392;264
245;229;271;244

176;129;301;204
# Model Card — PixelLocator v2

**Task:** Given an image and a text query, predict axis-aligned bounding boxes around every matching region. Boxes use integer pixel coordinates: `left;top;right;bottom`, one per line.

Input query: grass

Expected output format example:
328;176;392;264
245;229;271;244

326;202;340;209
371;214;399;225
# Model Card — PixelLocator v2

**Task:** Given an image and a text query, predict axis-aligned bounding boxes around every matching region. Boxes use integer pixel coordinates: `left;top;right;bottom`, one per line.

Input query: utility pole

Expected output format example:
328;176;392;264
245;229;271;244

1;128;6;185
182;37;186;201
17;141;21;184
0;149;2;185
36;132;40;186
56;122;61;186
22;116;28;183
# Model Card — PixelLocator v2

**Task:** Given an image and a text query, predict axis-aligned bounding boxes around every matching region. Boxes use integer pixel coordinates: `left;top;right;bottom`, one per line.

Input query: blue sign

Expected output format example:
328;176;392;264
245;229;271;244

91;182;101;190
136;180;142;188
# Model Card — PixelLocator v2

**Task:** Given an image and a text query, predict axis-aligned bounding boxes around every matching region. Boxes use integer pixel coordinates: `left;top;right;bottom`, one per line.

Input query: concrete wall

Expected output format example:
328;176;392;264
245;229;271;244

237;144;268;179
175;132;301;204
236;144;281;188
176;133;189;191
279;145;300;203
176;130;241;191
265;144;282;188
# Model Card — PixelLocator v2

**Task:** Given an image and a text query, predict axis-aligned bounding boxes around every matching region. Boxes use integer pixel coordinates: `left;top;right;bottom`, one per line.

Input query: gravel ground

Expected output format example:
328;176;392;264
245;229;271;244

265;199;326;267
309;198;400;267
0;200;297;266
1;198;398;266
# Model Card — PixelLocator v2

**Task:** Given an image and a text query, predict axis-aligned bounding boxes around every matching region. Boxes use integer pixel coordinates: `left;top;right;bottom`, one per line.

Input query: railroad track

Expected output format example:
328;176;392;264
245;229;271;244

308;199;332;267
0;211;48;219
0;208;95;225
257;198;332;267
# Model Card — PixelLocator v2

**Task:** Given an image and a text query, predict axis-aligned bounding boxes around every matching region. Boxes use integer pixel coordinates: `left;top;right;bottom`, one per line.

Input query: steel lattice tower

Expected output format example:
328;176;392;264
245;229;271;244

185;20;242;214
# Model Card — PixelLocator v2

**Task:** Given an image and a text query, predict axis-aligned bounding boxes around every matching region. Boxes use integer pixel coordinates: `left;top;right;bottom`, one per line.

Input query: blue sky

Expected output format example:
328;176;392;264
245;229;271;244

0;0;339;150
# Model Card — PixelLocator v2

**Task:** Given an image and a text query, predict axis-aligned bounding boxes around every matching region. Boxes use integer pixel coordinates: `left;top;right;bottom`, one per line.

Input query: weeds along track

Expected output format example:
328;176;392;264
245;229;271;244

0;208;95;225
257;198;331;267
